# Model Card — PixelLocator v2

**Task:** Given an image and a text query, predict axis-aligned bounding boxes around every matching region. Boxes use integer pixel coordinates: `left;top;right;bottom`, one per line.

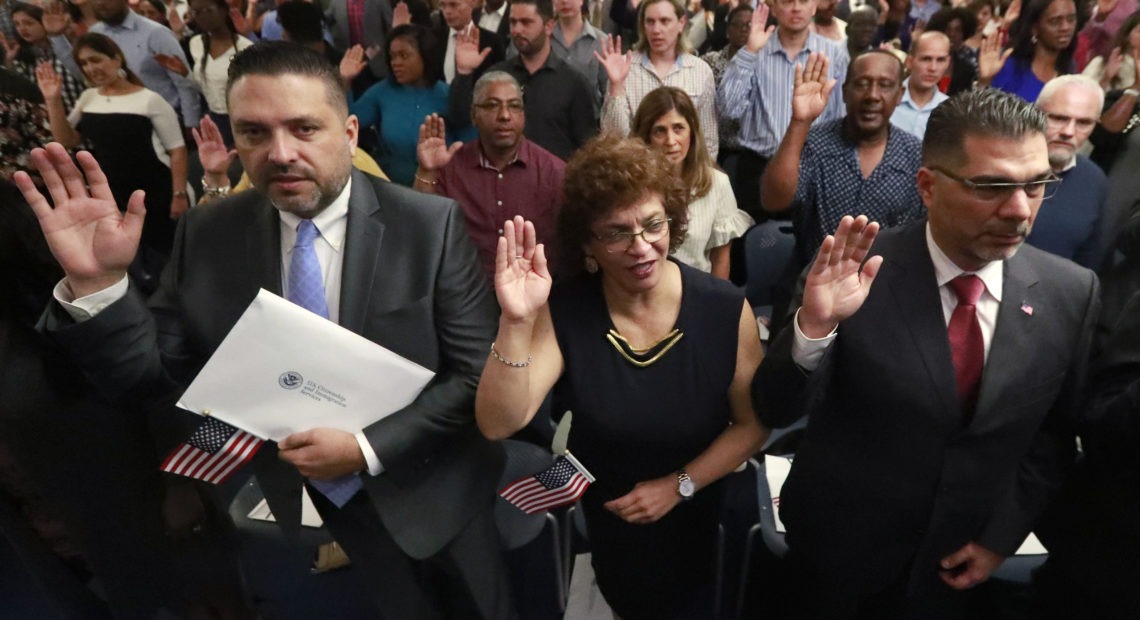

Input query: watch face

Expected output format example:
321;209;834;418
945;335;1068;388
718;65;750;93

679;478;695;497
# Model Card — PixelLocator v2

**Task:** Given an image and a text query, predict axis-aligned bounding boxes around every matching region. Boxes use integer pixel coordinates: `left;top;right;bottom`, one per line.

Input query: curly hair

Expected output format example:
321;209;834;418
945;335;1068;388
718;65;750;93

926;7;979;43
558;135;688;276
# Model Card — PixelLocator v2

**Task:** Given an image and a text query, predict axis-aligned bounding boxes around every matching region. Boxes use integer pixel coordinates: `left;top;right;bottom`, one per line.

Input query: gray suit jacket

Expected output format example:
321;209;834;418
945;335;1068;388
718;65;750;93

327;0;394;80
45;170;503;560
754;221;1099;599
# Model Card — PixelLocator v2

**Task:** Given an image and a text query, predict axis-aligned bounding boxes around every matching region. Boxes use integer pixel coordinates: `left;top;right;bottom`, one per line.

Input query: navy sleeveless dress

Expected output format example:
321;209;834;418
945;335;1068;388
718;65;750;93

550;259;745;619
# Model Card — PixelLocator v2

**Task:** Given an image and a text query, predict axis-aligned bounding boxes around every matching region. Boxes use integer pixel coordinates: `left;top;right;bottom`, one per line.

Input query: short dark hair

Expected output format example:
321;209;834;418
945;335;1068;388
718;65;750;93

844;49;904;88
558;135;688;276
922;88;1047;168
387;24;444;85
1008;0;1088;73
511;0;554;21
276;0;325;45
226;41;347;116
727;3;753;23
925;7;978;41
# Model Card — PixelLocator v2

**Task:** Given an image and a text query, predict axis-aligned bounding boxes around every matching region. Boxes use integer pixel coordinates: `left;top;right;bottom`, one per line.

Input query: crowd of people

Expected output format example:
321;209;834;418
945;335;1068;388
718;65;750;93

2;0;1140;618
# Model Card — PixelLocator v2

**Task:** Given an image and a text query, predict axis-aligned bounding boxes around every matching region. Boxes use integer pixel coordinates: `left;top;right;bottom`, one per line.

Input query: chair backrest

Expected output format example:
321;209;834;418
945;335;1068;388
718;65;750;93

744;221;796;309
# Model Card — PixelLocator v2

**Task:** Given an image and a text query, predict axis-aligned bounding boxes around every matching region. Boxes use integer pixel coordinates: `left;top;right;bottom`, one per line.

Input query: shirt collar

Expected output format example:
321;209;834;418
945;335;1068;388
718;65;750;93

925;222;1003;301
900;78;949;110
485;2;507;17
767;30;825;57
278;177;351;253
107;10;141;31
475;139;528;169
554;19;604;43
638;51;689;70
1058;155;1077;173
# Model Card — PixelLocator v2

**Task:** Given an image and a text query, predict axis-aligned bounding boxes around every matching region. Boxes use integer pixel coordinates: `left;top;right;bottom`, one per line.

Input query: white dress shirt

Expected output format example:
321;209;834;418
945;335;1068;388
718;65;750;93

791;223;1004;370
54;178;386;476
444;27;463;83
477;2;507;34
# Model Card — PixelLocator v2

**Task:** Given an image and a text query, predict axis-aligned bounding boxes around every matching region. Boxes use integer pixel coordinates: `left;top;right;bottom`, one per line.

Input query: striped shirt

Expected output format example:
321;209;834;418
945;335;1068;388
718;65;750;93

717;31;849;158
601;52;719;159
672;169;754;273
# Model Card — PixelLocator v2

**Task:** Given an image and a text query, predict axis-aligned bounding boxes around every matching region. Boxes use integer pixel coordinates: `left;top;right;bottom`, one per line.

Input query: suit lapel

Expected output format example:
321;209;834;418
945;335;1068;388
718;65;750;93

973;254;1039;419
882;225;961;423
248;200;283;296
339;171;386;334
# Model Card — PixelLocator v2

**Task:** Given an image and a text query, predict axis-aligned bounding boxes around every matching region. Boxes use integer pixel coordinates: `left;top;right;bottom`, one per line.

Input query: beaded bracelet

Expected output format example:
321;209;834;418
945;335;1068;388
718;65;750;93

490;342;532;368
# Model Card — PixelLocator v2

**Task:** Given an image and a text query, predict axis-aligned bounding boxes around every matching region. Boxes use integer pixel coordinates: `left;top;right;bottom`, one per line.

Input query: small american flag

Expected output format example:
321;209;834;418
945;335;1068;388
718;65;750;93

499;452;595;515
161;417;263;484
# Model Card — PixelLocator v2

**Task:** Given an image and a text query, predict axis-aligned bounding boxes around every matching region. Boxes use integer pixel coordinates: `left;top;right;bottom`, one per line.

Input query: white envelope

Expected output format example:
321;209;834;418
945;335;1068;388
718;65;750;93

177;289;436;442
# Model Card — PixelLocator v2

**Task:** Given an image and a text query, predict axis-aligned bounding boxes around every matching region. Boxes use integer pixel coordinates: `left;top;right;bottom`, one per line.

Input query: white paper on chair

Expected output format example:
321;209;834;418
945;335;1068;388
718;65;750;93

246;487;325;528
765;454;793;533
176;289;436;442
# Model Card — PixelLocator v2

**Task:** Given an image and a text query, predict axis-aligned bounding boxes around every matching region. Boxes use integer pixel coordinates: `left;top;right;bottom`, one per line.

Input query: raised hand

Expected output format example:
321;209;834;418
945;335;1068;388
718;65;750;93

35;61;63;101
976;32;1012;83
192;115;237;181
154;53;189;76
42;2;72;36
454;24;490;76
1104;47;1124;82
1002;0;1021;28
167;6;185;36
1095;0;1119;17
339;44;368;83
494;216;552;324
790;52;835;123
393;1;411;27
12;143;146;298
0;32;19;65
416;113;461;171
594;34;632;88
230;7;253;36
745;2;774;53
798;215;882;339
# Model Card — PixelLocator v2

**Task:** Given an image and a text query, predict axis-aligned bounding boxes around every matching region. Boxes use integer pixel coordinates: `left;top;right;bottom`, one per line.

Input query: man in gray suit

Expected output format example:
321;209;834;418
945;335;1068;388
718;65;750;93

327;0;394;87
754;89;1099;618
13;42;515;620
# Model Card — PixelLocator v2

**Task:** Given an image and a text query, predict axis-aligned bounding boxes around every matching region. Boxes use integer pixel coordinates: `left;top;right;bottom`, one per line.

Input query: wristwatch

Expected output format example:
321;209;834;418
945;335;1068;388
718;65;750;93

676;470;695;501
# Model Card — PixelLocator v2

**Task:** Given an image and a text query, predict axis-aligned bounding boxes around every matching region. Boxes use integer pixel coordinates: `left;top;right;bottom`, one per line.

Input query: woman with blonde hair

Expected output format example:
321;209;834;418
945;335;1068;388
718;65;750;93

633;86;752;278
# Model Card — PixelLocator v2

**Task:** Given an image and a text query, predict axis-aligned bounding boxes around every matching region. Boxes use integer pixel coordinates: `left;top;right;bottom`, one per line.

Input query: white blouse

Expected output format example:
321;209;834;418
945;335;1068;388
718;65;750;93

672;168;753;273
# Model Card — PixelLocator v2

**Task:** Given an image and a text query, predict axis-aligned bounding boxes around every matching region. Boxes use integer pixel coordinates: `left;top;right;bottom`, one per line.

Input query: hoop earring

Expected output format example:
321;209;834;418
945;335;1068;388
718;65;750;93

117;67;127;79
1031;34;1038;44
584;256;598;274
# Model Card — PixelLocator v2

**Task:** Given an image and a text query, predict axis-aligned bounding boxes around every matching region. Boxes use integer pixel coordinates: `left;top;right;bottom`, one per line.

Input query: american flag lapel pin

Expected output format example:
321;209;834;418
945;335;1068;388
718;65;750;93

1020;302;1034;316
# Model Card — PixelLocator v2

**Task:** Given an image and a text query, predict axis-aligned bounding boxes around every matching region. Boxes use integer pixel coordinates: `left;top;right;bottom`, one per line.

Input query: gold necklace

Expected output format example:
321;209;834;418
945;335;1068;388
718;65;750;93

605;328;684;368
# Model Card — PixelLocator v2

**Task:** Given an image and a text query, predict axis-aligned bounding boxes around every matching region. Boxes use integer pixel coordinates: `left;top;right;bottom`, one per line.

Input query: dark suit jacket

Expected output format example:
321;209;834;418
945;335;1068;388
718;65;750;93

327;0;394;80
754;221;1099;600
43;170;503;560
473;2;511;40
431;18;506;82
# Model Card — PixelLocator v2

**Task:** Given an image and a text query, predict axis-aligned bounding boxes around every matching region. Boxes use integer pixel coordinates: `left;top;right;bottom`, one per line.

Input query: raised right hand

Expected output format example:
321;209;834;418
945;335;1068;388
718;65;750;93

976;32;1012;83
1104;47;1124;81
791;52;835;123
192;115;237;179
12;143;145;298
798;215;882;339
416;113;461;171
455;24;491;76
42;1;71;36
0;32;18;65
495;216;551;323
35;61;63;101
339;44;368;83
594;34;632;88
393;1;411;27
745;2;774;53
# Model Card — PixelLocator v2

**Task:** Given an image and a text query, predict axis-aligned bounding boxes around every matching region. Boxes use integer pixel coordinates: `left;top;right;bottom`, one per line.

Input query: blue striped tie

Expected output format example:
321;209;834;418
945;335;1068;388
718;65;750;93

288;219;363;508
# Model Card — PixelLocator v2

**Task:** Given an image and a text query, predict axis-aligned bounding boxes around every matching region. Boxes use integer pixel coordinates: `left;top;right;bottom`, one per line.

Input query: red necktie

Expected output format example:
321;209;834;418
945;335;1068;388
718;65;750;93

948;275;985;421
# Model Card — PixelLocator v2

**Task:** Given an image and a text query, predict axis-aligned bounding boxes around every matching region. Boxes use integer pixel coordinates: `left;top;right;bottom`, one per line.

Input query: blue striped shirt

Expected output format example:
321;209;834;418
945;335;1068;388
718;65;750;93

717;31;849;157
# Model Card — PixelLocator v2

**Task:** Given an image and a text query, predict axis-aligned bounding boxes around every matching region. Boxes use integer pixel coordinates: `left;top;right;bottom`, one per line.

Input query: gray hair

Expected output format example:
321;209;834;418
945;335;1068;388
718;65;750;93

1036;74;1105;111
922;88;1047;167
472;71;522;105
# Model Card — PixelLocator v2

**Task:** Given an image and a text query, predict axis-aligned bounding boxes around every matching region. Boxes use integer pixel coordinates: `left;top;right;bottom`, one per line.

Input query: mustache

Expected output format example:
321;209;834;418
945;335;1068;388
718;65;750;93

985;221;1030;236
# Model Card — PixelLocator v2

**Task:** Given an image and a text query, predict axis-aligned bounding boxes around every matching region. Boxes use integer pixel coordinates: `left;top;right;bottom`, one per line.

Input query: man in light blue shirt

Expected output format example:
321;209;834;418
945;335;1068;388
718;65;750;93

50;0;200;129
717;0;848;217
890;30;950;139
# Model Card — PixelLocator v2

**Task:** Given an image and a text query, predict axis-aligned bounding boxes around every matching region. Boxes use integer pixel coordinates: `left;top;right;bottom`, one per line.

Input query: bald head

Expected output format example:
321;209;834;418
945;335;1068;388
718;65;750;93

907;31;951;94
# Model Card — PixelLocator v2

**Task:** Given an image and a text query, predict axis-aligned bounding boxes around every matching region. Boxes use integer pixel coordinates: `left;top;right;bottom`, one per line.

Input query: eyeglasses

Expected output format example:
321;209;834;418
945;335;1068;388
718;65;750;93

593;218;671;253
473;100;525;114
929;167;1061;202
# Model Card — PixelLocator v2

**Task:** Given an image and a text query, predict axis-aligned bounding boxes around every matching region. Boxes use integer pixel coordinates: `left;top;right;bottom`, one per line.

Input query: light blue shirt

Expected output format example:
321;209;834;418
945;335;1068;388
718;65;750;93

717;30;849;157
52;11;201;127
889;78;948;140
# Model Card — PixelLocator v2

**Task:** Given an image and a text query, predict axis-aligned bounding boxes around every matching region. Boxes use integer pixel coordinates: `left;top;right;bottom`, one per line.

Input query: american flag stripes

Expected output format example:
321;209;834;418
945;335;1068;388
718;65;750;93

161;417;263;484
499;452;595;515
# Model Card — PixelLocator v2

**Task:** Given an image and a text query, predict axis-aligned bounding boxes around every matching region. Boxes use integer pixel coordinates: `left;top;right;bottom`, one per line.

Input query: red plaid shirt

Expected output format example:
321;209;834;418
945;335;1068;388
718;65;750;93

347;0;365;47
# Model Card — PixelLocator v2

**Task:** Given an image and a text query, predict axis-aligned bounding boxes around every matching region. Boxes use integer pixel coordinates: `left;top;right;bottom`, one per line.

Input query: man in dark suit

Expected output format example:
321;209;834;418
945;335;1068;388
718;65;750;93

13;42;515;620
326;0;394;83
435;0;506;83
753;88;1099;618
474;0;513;39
